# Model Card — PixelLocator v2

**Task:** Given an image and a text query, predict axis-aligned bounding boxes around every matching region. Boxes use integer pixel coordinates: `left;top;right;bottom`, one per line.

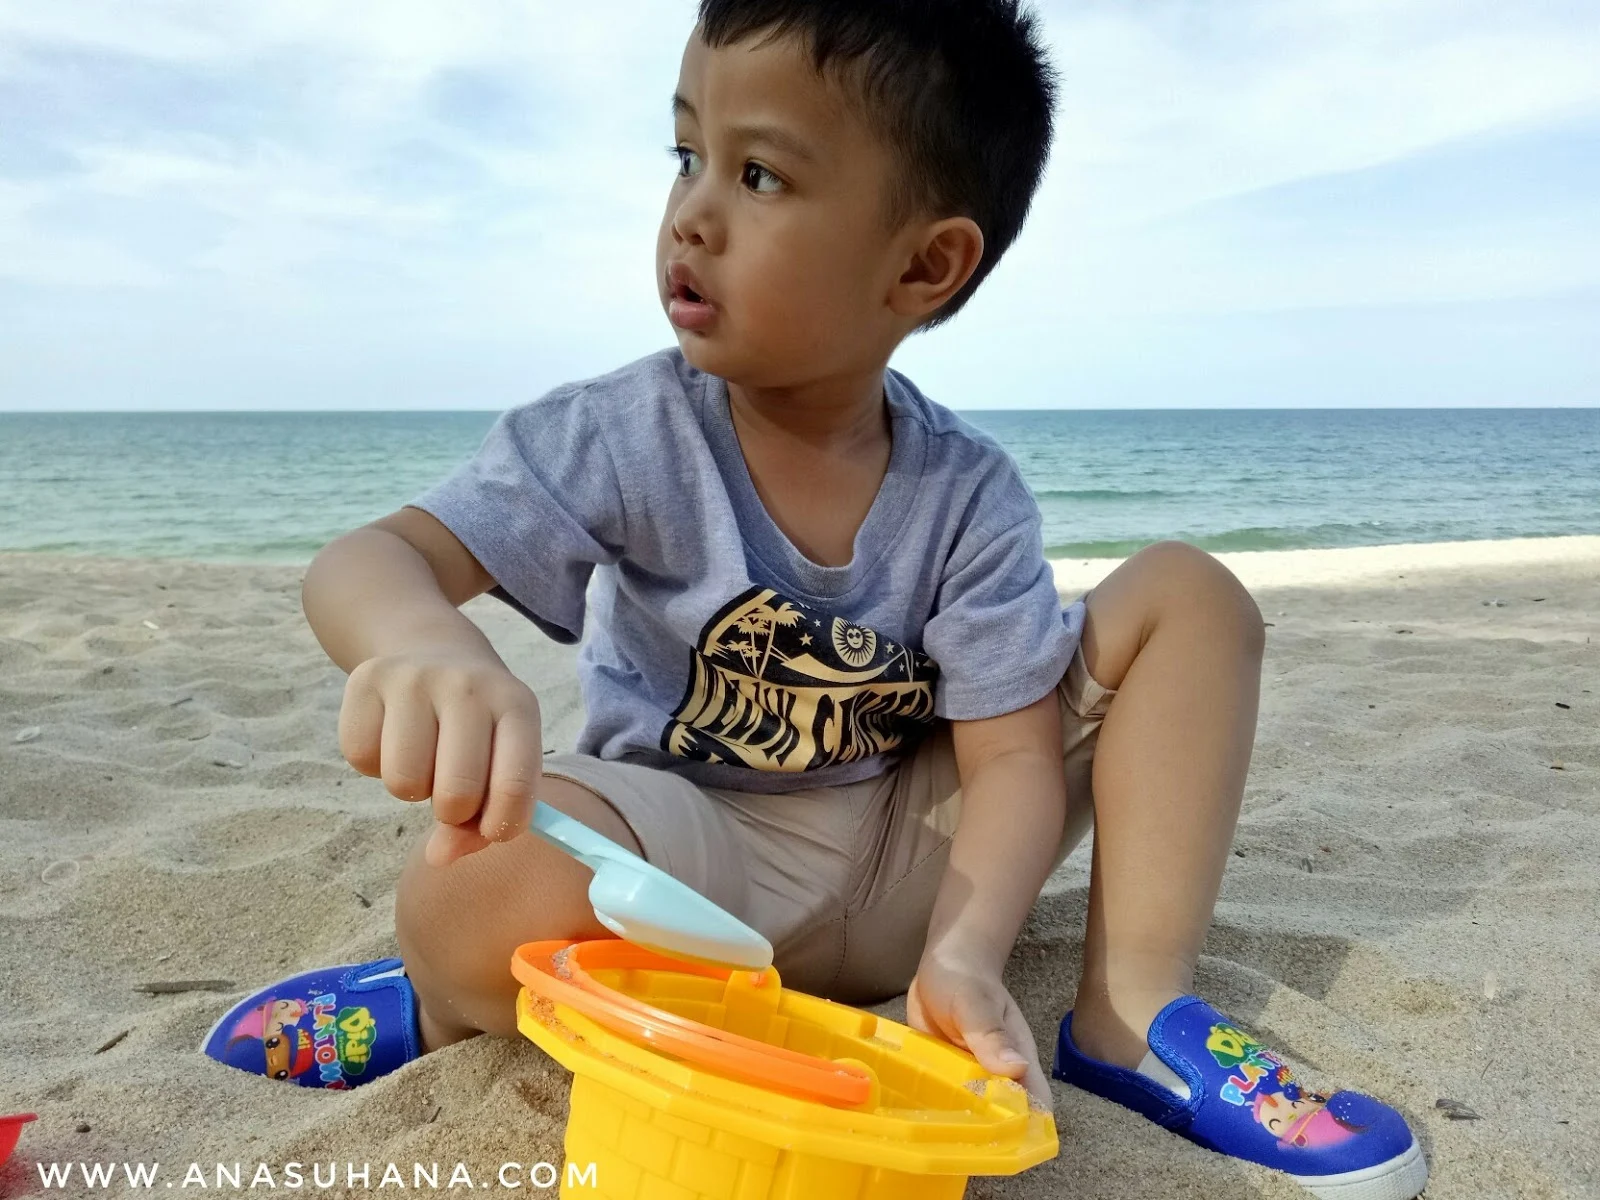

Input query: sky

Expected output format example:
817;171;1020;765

1;0;1597;411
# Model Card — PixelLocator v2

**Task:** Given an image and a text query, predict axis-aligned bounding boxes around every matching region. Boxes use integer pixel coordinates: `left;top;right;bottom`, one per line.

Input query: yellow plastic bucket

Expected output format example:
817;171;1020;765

513;939;1057;1199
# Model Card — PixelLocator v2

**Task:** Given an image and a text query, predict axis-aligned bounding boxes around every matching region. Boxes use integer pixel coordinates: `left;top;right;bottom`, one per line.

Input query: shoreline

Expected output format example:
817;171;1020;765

4;532;1597;589
1051;533;1600;592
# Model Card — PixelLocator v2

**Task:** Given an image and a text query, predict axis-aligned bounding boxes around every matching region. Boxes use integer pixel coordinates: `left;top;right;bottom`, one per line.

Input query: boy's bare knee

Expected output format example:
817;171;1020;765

1141;540;1265;651
394;835;455;971
395;836;503;1007
395;839;537;1025
393;789;632;1037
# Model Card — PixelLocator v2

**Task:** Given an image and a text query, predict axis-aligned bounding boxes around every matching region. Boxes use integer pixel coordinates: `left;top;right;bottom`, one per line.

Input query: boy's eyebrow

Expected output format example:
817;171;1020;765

671;92;818;165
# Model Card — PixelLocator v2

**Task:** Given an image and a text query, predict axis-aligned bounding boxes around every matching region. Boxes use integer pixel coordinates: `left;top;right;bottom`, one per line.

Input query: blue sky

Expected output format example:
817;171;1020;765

1;0;1596;411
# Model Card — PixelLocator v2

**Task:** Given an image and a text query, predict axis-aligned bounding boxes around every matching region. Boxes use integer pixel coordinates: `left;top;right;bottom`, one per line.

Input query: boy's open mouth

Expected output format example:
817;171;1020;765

667;262;712;307
666;262;717;332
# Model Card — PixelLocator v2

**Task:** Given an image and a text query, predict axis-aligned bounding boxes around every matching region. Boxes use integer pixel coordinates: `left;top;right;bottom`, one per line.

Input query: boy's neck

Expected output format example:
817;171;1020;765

726;367;890;456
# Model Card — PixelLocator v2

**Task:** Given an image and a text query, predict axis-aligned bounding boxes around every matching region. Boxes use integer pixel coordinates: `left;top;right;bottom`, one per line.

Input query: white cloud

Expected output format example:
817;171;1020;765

1036;0;1600;223
0;180;169;287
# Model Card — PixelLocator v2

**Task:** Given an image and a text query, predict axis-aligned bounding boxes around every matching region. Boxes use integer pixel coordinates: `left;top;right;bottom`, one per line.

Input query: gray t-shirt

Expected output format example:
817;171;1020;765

413;348;1085;794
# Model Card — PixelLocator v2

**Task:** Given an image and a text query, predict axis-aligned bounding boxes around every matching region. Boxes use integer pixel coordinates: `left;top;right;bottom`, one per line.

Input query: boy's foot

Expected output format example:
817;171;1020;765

1053;996;1427;1200
200;958;421;1088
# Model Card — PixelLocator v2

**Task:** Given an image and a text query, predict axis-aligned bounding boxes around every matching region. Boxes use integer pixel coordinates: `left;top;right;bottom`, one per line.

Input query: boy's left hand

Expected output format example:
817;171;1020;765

906;947;1051;1105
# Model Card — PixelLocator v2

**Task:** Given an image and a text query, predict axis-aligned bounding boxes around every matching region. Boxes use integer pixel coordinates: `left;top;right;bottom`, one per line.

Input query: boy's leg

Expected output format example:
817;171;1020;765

1067;540;1265;1070
394;777;641;1051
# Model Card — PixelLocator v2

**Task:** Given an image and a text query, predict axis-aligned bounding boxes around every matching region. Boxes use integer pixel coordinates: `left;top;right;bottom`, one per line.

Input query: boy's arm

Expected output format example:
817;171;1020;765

302;506;502;671
926;690;1066;969
907;689;1064;1100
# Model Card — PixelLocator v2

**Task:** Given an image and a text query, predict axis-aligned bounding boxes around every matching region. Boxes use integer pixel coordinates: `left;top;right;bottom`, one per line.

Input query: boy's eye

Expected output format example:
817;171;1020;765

741;162;782;194
667;143;702;177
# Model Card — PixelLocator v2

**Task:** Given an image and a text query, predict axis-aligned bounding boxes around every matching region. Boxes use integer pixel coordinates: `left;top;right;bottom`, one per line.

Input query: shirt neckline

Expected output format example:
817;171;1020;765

697;367;927;600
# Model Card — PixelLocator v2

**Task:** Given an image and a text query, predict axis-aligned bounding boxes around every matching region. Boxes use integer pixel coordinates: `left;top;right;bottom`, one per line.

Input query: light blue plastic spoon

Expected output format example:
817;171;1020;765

529;801;773;970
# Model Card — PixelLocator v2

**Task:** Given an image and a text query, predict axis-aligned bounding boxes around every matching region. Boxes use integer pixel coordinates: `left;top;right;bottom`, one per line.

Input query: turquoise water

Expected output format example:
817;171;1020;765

1;408;1595;563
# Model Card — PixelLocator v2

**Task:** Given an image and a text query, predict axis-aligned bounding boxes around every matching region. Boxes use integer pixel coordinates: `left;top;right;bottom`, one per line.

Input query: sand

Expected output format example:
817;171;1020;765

1;536;1596;1199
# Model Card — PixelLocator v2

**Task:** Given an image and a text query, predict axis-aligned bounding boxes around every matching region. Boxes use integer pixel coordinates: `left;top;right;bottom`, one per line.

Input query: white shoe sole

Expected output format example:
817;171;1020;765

1290;1138;1428;1200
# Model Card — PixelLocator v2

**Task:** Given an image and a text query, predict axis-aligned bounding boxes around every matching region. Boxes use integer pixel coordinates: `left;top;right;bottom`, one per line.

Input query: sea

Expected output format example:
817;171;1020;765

1;408;1595;563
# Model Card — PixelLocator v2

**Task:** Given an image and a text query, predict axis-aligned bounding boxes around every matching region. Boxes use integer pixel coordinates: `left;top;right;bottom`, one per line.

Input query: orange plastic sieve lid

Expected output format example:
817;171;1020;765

511;940;873;1108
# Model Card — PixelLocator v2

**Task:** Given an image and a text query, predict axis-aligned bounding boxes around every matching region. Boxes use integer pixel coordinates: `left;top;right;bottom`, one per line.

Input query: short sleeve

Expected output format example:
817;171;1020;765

921;508;1075;722
408;384;625;645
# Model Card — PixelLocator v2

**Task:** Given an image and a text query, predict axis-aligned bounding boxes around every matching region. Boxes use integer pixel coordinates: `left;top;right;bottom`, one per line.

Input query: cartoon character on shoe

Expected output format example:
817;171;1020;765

200;959;421;1089
216;996;313;1081
1253;1088;1359;1149
1054;996;1429;1199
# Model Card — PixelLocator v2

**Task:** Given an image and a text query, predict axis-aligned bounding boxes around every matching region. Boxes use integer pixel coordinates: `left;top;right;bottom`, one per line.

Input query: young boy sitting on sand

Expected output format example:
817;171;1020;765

203;3;1426;1195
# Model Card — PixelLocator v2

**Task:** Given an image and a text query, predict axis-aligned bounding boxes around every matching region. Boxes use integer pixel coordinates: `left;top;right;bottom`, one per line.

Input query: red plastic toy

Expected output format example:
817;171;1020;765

1;1113;37;1166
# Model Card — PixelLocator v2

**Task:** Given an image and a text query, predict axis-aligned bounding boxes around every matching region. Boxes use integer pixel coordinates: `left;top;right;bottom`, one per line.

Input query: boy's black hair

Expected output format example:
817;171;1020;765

696;0;1058;329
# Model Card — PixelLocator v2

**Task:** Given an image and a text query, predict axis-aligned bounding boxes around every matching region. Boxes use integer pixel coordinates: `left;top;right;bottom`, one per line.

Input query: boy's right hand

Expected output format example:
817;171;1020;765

338;652;544;867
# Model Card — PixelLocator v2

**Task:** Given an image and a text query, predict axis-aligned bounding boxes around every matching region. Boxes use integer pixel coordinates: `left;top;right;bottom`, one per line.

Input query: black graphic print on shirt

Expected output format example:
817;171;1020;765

662;586;938;773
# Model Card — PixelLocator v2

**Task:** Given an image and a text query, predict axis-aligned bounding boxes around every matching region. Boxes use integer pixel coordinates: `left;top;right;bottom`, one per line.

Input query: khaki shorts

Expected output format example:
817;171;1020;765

543;640;1115;1004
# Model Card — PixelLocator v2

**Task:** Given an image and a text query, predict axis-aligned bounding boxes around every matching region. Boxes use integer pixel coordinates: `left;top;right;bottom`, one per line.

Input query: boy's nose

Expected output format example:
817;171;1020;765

671;184;722;252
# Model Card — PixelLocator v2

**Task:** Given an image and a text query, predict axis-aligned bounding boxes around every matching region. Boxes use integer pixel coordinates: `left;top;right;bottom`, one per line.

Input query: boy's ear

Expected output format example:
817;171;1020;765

888;216;984;321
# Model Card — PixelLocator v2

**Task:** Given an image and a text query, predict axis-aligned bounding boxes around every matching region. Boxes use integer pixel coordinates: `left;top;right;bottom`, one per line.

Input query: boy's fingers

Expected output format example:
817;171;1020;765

430;700;493;827
905;977;927;1032
480;707;543;842
906;976;947;1040
380;695;438;802
1003;1008;1050;1103
992;1005;1050;1104
965;1025;1027;1078
955;987;1035;1080
1022;1062;1051;1106
425;821;487;868
338;674;386;777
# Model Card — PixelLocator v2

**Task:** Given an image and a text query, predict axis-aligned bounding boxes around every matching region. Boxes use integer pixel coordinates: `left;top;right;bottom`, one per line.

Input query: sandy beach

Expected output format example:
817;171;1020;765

2;535;1596;1199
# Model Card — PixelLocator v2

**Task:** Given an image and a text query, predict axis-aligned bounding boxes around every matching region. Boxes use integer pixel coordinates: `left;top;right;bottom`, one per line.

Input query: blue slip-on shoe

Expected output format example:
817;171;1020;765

1053;996;1427;1200
200;957;421;1089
